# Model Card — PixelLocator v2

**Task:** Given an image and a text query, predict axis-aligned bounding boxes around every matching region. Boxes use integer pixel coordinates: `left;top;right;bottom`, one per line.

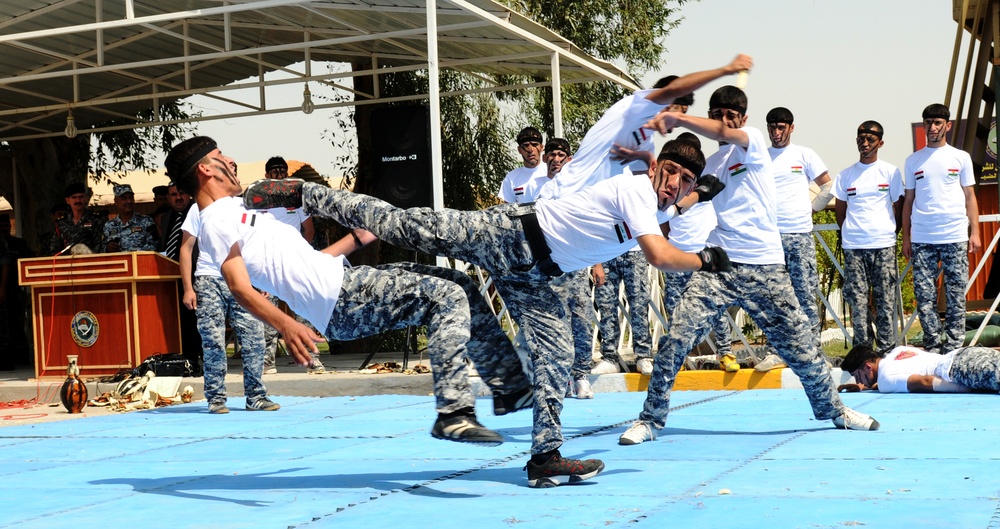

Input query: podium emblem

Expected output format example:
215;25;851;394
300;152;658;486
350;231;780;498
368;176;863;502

71;311;100;347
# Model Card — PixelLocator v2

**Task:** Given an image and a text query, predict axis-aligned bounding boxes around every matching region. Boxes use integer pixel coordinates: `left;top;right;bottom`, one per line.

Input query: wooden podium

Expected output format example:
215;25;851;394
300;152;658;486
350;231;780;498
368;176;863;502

18;252;182;379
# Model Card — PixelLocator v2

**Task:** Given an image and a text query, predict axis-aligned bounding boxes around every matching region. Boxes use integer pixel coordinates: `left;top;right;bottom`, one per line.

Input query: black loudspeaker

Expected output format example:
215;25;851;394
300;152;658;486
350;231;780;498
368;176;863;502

370;105;432;209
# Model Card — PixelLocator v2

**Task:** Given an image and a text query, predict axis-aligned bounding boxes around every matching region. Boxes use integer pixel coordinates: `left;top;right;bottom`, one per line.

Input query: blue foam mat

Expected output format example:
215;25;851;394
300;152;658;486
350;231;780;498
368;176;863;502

2;391;998;528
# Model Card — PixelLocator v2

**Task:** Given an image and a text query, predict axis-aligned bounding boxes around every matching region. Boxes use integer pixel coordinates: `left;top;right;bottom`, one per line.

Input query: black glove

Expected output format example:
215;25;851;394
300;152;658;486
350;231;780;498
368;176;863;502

694;174;725;203
697;246;732;272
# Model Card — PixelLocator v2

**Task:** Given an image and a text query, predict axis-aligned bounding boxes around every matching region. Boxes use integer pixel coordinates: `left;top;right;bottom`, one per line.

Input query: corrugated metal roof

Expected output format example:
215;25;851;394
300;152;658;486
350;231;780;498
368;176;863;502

0;0;639;141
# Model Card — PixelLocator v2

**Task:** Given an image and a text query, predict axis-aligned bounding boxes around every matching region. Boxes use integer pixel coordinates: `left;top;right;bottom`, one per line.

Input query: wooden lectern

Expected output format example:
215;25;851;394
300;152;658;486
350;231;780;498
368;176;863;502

18;252;182;379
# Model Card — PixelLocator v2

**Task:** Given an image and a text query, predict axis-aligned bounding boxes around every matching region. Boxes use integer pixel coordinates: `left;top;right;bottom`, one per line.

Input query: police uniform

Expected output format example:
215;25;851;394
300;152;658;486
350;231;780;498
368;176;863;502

103;213;158;252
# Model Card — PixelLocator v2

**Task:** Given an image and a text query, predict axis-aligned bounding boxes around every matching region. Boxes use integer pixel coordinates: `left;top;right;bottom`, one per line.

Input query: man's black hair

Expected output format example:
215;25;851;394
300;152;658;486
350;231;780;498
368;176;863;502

922;103;950;121
708;86;747;115
164;136;217;197
265;156;288;172
652;74;694;106
840;345;880;373
516;126;543;145
657;136;705;177
857;120;884;139
544;137;571;154
766;107;794;124
675;132;702;150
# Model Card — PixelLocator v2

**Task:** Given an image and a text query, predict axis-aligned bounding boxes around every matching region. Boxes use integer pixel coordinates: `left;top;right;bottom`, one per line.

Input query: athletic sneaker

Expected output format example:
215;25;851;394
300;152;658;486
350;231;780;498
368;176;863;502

591;359;621;375
263;367;278;375
525;451;605;488
431;413;504;446
636;357;654;376
573;377;594;399
719;354;740;373
493;384;533;416
754;353;787;372
208;401;229;414
307;362;326;375
619;420;657;445
832;407;880;431
243;178;305;209
246;397;281;411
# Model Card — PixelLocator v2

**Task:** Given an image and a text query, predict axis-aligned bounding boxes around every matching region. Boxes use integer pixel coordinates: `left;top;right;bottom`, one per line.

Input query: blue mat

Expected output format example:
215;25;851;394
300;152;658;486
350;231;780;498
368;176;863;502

2;391;998;528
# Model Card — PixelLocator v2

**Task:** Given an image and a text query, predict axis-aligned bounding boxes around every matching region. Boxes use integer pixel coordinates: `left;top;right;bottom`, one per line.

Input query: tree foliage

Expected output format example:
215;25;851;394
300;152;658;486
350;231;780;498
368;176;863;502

90;102;199;181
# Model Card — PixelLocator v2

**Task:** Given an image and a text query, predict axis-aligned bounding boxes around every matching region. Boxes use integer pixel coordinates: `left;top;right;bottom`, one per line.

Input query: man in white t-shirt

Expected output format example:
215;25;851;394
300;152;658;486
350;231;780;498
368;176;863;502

165;136;531;451
497;127;548;204
903;104;981;353
258;156;325;375
758;107;833;371
536;54;753;202
833;121;905;351
179;202;275;414
619;86;882;447
839;344;1000;394
243;136;729;488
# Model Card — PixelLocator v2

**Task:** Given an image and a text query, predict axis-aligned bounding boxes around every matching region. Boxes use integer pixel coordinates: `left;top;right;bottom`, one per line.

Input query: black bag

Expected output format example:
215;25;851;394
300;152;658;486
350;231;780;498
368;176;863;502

134;353;192;377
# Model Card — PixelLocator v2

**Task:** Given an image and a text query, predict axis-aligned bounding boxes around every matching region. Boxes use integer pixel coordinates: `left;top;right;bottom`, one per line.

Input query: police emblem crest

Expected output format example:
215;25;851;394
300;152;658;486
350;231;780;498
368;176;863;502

71;311;99;347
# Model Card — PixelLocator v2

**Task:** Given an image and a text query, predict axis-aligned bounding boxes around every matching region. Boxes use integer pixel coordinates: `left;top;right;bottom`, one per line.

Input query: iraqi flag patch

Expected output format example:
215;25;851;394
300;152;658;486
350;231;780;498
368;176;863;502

914;170;924;181
240;213;257;226
614;222;634;244
846;187;857;197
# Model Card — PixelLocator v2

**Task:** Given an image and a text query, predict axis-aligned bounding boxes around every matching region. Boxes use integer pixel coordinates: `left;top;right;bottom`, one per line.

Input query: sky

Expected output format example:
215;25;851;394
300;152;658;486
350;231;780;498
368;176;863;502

169;0;970;180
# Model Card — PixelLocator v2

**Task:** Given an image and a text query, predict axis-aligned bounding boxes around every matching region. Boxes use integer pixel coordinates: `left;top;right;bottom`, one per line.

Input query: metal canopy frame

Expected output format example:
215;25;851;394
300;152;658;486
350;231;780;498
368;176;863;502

0;0;640;143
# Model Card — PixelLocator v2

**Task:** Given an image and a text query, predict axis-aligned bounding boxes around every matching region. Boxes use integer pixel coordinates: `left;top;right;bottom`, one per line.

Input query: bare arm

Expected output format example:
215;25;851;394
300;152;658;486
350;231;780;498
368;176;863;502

322;229;378;258
965;185;981;253
649;112;750;148
301;217;315;244
834;199;847;229
179;231;197;310
645;54;753;105
635;234;702;273
219;244;324;364
901;189;915;259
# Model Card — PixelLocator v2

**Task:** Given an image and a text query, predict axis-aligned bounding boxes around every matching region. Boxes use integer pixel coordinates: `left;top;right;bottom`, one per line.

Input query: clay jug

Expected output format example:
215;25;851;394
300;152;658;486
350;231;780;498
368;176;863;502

60;355;88;414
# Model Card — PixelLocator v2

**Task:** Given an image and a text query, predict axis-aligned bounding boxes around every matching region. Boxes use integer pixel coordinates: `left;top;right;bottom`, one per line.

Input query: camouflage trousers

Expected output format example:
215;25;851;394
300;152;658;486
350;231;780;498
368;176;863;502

194;275;268;405
551;269;596;379
911;242;968;353
303;184;571;454
949;346;1000;391
781;233;822;343
662;270;732;357
641;263;845;429
595;251;653;362
263;294;322;370
842;247;899;351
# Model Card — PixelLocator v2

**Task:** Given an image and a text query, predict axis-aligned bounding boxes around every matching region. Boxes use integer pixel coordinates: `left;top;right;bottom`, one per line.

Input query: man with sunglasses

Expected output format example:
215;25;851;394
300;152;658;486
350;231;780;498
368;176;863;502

833;121;904;352
839;344;1000;394
497;127;548;205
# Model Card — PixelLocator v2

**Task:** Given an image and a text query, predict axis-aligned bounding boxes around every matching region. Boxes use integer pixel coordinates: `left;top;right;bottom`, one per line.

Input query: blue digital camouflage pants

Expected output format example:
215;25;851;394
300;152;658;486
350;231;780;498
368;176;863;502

662;270;732;357
551;269;596;379
194;275;268;406
641;264;845;429
594;251;653;363
302;184;572;454
843;247;899;350
911;242;968;353
781;233;822;344
378;262;531;396
949;346;1000;391
322;263;487;414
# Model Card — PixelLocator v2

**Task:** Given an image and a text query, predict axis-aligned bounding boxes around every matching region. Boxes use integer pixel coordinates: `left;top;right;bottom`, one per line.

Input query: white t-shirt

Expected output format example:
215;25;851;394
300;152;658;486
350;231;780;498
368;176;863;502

832;160;904;250
877;345;959;393
265;206;310;232
536;171;665;272
903;144;976;244
768;143;829;234
703;127;784;264
667;202;717;253
537;90;663;200
181;203;221;278
497;165;548;204
197;196;346;333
